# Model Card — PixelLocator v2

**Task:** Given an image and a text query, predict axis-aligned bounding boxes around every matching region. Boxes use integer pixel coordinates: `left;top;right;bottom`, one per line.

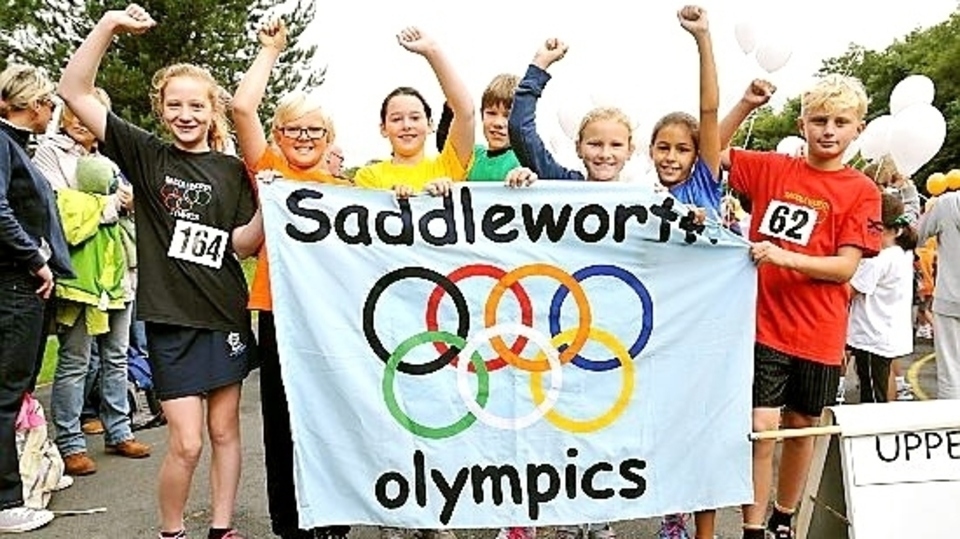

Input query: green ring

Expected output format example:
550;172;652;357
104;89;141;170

382;330;490;439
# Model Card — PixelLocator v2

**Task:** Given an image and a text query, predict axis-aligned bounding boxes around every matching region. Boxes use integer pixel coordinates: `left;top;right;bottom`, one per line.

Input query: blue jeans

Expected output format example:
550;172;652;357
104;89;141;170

0;269;49;509
128;301;148;362
81;342;101;421
51;303;134;456
81;302;148;420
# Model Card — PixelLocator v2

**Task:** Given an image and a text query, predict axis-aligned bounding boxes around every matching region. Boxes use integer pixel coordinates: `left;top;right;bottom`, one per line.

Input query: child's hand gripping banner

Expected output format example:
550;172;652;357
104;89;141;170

259;180;757;529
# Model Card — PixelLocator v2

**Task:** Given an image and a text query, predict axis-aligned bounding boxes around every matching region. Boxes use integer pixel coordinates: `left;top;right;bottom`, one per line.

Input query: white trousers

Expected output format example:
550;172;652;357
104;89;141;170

933;312;960;399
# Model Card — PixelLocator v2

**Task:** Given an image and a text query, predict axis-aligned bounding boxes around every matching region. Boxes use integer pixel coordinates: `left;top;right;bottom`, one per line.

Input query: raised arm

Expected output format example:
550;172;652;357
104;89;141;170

720;79;776;153
507;39;583;181
57;4;156;141
232;19;287;169
397;28;474;169
679;6;720;178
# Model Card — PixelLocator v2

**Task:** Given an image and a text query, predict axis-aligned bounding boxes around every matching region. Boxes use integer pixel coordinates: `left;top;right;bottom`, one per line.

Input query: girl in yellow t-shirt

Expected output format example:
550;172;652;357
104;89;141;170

231;18;349;539
363;28;474;539
354;27;475;198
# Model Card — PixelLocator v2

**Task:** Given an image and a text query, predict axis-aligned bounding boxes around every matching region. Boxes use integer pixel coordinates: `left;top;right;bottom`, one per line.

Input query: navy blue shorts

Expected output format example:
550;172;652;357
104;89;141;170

145;322;258;401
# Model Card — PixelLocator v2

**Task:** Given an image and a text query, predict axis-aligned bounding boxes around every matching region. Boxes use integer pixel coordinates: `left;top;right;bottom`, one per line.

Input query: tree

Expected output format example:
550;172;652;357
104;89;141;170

730;98;801;151
729;7;960;190
1;0;324;140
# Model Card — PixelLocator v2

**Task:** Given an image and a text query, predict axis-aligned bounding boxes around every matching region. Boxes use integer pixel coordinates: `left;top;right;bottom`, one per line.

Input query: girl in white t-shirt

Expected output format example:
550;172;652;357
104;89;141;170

846;193;919;403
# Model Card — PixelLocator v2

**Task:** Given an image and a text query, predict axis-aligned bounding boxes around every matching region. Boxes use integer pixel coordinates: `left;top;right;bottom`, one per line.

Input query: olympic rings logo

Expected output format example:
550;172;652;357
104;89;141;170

362;263;654;440
161;182;213;213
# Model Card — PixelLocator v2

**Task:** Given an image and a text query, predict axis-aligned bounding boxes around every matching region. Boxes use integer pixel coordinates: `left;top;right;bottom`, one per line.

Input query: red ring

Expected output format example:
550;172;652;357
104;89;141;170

425;264;533;372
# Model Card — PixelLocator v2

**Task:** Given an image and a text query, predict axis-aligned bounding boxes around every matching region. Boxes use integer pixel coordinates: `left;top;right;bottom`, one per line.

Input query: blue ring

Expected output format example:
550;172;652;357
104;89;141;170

548;265;653;372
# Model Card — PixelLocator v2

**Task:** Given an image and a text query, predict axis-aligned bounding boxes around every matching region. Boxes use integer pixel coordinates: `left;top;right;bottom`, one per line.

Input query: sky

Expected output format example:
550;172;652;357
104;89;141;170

295;0;957;170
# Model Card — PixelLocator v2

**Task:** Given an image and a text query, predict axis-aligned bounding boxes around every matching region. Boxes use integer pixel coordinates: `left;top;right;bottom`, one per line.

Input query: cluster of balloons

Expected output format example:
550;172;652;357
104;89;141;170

926;169;960;196
733;21;792;74
856;75;946;176
772;74;946;176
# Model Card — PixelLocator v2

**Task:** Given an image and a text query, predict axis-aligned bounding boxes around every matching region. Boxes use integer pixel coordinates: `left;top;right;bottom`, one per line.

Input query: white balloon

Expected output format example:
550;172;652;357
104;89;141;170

734;22;757;55
889;75;936;116
755;42;792;73
842;137;861;164
858;115;894;162
776;136;805;156
889;104;946;176
556;106;582;141
548;135;582;171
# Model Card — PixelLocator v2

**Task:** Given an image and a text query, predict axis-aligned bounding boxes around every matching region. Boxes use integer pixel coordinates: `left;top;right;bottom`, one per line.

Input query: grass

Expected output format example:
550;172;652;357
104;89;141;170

36;257;260;386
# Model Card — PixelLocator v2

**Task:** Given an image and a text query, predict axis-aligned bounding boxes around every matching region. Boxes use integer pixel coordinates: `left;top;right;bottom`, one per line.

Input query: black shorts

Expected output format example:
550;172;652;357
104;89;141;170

146;322;259;401
753;343;840;417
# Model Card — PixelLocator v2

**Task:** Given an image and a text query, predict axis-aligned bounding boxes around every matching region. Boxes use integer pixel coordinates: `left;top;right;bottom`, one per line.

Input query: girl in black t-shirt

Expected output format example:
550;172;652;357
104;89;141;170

58;5;264;539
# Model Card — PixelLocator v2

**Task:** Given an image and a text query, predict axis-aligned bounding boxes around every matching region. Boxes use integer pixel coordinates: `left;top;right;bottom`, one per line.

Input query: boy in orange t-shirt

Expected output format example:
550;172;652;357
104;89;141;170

721;75;882;539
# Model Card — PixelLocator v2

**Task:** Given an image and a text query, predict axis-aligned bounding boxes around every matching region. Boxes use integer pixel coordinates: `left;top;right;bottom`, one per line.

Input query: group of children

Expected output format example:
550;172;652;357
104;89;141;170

0;2;898;538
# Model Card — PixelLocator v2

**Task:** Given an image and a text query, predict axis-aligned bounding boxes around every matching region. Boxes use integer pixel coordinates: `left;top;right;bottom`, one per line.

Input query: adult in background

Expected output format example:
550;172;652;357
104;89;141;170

33;88;151;477
919;190;960;399
0;63;73;534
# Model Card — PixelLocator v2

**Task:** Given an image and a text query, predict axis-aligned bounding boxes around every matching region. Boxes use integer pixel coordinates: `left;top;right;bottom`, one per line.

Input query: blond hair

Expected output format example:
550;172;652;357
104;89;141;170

862;154;906;187
801;74;869;119
578;107;634;144
61;87;111;129
480;74;520;112
0;64;55;118
150;63;232;152
270;90;335;144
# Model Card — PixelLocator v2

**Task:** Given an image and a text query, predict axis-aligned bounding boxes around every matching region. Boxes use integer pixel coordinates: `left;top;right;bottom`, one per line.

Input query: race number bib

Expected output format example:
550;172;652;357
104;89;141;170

757;200;818;246
167;220;229;269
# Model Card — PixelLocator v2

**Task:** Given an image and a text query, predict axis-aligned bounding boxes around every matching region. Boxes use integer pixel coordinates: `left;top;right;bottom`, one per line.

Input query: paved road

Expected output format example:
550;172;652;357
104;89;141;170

30;341;937;538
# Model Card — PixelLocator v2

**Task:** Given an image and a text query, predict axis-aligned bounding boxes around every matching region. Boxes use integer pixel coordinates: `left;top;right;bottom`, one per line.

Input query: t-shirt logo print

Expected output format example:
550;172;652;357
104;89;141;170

160;175;213;221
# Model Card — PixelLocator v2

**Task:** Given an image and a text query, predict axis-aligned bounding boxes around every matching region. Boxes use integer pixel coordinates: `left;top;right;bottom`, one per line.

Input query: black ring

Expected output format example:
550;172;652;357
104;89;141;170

362;266;469;375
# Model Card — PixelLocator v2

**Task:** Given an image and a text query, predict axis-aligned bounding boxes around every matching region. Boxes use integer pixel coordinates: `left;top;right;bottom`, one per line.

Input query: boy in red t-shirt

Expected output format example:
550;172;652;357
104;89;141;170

720;75;882;539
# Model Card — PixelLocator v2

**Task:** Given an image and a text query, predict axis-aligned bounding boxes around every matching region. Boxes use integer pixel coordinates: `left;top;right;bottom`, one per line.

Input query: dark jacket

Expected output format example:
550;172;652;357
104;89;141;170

0;119;73;277
507;64;585;181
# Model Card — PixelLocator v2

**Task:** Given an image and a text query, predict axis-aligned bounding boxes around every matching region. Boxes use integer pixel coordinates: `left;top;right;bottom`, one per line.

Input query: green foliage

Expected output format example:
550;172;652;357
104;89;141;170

1;0;324;138
730;98;801;151
729;7;960;186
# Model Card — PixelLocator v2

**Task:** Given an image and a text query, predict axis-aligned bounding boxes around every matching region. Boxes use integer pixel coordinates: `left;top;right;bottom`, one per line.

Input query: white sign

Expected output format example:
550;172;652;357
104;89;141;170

799;400;960;539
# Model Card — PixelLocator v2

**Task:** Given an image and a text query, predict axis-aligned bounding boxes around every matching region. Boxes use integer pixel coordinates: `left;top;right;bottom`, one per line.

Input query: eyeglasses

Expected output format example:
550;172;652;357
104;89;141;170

38;95;60;111
279;126;327;140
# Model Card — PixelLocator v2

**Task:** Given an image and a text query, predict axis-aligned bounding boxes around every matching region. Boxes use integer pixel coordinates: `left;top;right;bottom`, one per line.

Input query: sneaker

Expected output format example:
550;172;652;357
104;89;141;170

316;526;351;539
380;527;406;539
81;418;105;435
555;526;583;539
53;474;74;491
0;506;54;533
496;528;536;539
63;452;97;476
657;514;690;539
896;384;916;401
105;438;151;458
766;525;794;539
586;524;616;539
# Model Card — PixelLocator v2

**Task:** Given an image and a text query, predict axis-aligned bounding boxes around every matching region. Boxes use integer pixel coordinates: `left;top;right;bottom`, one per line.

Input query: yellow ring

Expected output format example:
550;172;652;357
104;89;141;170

529;326;634;433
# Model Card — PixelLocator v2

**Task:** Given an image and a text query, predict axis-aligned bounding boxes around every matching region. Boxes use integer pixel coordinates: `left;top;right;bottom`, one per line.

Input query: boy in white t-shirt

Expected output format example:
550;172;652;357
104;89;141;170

846;193;918;402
